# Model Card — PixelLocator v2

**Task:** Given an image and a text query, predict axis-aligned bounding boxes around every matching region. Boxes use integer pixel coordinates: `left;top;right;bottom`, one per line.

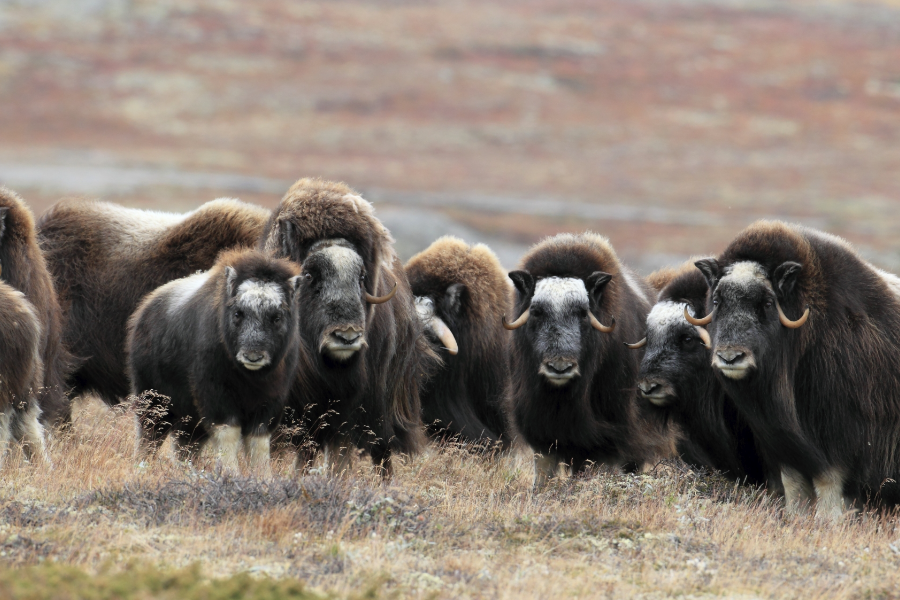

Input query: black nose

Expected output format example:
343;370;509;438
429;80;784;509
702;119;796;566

334;329;362;344
244;351;264;363
546;360;575;375
638;381;660;395
717;349;745;365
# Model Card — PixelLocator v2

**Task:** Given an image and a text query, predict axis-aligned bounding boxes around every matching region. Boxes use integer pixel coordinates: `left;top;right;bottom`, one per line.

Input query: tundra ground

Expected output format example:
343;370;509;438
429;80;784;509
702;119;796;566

0;397;896;599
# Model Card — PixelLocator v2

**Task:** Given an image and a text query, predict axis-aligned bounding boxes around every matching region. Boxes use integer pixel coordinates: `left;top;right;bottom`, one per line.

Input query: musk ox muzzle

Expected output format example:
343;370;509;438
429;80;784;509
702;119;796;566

637;378;678;406
712;345;756;380
237;349;271;371
320;325;368;362
539;357;580;386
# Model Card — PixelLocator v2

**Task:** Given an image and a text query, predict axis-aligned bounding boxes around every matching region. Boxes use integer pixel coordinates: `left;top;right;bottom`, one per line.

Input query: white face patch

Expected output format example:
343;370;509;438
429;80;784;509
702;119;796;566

236;279;285;315
532;277;589;313
646;301;692;332
722;261;768;290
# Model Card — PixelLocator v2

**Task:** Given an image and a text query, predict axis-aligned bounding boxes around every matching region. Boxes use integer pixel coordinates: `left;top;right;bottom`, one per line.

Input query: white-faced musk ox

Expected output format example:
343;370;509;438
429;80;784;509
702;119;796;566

504;232;667;488
0;187;72;426
259;178;431;477
128;249;301;473
631;261;768;486
0;280;49;466
692;220;900;519
405;236;513;446
38;198;270;406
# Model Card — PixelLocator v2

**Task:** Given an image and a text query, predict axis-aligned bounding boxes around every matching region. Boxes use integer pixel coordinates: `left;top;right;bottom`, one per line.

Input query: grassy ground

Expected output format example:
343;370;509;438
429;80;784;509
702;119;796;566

0;398;896;599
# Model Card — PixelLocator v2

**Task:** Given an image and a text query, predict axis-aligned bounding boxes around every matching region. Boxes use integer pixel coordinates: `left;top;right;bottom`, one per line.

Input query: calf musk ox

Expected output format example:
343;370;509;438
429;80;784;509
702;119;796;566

693;220;900;518
0;280;49;466
128;249;301;473
0;187;72;425
632;261;768;485
504;232;666;487
405;236;513;446
259;178;431;477
38;198;270;406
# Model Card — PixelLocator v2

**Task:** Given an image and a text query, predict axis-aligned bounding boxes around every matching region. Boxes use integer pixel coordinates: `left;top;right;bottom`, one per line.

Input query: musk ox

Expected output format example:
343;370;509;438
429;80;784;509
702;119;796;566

0;279;49;466
691;220;900;519
0;187;72;425
38;197;270;406
259;178;431;477
504;232;665;488
631;261;768;485
405;236;513;446
128;249;301;473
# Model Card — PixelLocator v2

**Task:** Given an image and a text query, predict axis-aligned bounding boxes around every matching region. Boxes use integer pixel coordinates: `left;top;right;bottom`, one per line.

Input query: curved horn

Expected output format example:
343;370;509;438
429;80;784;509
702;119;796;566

776;301;810;329
684;306;713;326
366;282;398;304
589;312;615;333
502;309;530;330
624;337;647;349
429;316;458;356
695;326;711;349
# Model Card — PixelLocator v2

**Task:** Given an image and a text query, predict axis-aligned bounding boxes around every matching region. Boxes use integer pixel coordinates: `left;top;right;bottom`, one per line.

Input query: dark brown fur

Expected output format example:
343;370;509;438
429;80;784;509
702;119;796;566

0;187;72;425
38;197;270;405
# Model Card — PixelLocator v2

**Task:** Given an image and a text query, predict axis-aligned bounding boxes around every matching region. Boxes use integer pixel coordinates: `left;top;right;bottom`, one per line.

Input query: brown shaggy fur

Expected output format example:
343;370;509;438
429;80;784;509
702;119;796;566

405;236;514;444
38;197;271;405
0;187;72;425
646;260;703;296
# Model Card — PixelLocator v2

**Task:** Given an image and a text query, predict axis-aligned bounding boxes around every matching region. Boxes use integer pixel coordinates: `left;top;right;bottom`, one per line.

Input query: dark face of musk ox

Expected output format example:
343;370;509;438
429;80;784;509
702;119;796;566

696;259;804;382
297;239;370;364
509;270;612;387
637;302;711;408
223;268;300;372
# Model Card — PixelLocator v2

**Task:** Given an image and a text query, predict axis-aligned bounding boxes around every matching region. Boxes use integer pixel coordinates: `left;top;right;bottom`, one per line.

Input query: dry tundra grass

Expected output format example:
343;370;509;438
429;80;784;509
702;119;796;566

0;397;898;599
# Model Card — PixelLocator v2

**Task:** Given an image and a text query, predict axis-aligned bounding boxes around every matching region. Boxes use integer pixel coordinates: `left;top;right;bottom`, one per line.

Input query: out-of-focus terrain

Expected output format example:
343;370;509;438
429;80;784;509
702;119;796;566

3;0;900;270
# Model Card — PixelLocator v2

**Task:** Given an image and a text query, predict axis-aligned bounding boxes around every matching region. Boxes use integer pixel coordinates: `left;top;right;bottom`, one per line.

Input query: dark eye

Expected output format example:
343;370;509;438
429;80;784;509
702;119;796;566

712;298;719;306
272;314;282;324
530;306;545;318
577;307;588;319
304;273;312;281
764;299;774;309
233;310;243;320
681;335;695;346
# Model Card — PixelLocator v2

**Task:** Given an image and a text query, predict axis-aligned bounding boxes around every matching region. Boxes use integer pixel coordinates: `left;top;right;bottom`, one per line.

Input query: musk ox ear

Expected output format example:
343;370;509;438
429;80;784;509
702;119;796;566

288;275;302;297
694;258;720;290
586;271;612;307
508;270;535;303
225;266;238;297
279;219;298;260
442;283;466;317
773;261;803;300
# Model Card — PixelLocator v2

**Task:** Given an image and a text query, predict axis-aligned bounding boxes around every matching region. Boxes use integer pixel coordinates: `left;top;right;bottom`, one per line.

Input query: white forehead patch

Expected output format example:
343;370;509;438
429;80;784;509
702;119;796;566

647;301;693;332
532;277;589;310
722;261;768;289
320;244;363;281
236;279;285;314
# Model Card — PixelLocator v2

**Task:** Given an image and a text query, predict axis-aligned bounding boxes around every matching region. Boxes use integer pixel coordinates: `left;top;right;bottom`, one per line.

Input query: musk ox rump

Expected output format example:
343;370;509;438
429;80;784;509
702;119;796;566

128;249;301;474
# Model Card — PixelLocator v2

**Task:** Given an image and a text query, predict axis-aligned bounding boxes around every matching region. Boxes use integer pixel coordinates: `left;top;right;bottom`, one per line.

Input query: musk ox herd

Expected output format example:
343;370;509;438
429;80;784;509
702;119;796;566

1;178;899;522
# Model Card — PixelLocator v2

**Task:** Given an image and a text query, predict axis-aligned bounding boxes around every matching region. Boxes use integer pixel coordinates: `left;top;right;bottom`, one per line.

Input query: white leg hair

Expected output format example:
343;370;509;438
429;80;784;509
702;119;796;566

14;402;49;467
533;452;561;491
813;468;848;522
781;466;815;516
208;424;242;474
243;434;272;478
324;436;354;476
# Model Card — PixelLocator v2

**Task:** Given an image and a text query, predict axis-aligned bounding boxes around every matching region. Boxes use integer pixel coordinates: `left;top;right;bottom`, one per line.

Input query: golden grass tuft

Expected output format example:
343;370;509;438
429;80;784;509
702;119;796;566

0;396;897;598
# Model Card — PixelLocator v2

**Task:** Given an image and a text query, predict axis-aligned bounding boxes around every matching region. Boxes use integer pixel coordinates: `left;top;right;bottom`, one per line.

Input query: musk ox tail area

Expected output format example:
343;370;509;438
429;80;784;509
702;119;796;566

37;197;270;406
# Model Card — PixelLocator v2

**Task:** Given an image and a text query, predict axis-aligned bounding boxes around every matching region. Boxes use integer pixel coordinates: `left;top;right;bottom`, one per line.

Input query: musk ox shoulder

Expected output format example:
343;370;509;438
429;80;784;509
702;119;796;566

39;197;271;406
405;236;513;446
697;220;900;519
127;249;301;474
260;178;431;477
1;187;73;426
504;232;668;488
0;280;49;466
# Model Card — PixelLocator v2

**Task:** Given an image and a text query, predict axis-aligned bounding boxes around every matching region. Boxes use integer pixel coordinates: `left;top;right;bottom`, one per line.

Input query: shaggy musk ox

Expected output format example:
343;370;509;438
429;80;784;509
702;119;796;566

0;187;72;425
405;236;513;446
128;249;301;473
259;178;430;476
632;261;768;485
692;220;900;518
0;280;49;466
504;233;666;487
38;198;270;405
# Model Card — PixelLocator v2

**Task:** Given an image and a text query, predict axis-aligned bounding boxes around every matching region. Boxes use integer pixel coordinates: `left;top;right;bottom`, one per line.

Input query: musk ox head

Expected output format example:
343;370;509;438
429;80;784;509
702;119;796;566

693;258;809;382
221;257;301;372
506;270;616;387
414;294;459;356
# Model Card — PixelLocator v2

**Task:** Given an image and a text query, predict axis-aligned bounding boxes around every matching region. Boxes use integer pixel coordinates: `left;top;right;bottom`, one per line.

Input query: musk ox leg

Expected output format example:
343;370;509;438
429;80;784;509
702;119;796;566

813;468;849;522
13;402;50;467
243;434;272;478
325;436;355;477
208;424;242;474
781;467;815;516
533;452;562;490
370;444;393;480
